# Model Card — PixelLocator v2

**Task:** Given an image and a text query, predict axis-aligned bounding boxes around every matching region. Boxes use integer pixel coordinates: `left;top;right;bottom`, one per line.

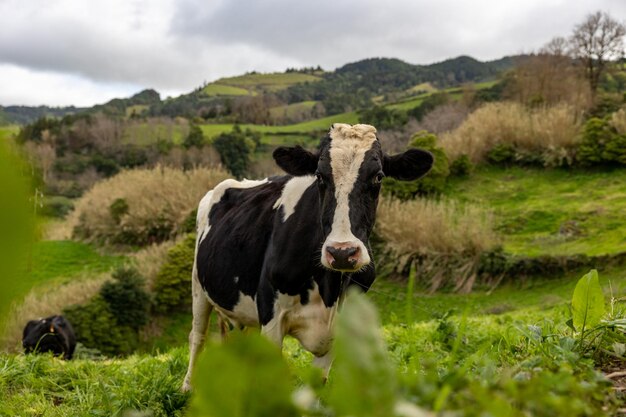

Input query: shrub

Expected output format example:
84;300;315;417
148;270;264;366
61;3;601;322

577;116;626;166
63;296;137;356
183;124;205;149
449;154;473;177
212;126;259;178
440;102;581;166
69;165;229;246
153;234;196;313
383;131;449;199
63;266;151;356
100;267;151;330
40;196;74;218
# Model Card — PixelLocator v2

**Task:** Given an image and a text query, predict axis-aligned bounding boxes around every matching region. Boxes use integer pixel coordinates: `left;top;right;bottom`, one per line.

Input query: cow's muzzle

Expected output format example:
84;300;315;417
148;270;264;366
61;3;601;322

325;244;360;271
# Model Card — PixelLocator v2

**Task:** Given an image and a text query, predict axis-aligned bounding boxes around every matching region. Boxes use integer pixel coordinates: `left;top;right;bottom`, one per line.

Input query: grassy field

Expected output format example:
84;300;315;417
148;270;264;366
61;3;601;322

215;72;322;93
200;111;359;141
448;166;626;256
201;84;251;97
122;122;189;146
0;125;19;140
28;240;124;286
2;265;624;416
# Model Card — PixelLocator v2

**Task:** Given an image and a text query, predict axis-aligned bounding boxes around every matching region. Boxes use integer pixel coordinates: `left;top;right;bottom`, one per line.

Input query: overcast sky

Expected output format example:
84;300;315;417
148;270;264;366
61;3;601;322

0;0;624;107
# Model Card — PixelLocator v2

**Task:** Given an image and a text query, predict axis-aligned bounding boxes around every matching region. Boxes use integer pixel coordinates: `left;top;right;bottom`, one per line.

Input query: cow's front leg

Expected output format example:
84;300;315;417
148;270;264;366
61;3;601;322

261;315;285;349
182;268;213;392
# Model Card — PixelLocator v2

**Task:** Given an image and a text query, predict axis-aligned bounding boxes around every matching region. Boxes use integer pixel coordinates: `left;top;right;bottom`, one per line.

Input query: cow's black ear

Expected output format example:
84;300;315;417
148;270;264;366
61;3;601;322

383;148;434;181
273;146;318;176
22;320;39;339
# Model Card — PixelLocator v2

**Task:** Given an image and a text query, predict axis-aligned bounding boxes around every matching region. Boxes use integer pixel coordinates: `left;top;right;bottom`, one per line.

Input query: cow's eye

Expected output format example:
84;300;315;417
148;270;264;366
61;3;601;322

373;172;385;184
315;173;324;185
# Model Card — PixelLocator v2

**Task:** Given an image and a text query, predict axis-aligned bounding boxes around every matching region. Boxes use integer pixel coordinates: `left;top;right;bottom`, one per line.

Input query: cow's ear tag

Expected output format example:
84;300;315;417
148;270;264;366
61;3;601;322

50;325;55;333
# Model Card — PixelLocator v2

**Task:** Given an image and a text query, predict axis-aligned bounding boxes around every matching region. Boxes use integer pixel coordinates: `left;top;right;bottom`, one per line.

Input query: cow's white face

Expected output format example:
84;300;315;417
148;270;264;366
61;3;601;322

273;123;433;273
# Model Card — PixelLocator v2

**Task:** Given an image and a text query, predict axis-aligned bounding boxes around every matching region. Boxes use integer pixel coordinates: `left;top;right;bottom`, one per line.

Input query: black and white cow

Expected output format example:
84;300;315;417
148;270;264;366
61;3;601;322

182;123;432;391
22;315;76;360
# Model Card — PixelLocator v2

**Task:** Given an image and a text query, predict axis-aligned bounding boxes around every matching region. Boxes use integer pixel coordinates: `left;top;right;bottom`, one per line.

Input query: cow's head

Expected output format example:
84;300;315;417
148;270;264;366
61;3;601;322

22;317;62;353
273;123;433;272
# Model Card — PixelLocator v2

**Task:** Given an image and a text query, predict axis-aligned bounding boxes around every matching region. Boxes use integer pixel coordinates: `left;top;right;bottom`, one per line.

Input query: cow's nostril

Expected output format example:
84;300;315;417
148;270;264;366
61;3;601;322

326;246;360;270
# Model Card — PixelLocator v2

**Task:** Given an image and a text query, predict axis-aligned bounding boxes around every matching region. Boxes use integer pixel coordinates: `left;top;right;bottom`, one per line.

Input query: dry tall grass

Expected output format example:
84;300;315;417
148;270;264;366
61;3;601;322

440;102;582;164
1;273;110;352
610;108;626;135
68;166;230;245
375;197;501;292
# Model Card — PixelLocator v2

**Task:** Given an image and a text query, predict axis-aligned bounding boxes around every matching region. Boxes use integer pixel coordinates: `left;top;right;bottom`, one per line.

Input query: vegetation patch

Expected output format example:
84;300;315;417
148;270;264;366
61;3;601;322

448;166;626;256
69;166;229;246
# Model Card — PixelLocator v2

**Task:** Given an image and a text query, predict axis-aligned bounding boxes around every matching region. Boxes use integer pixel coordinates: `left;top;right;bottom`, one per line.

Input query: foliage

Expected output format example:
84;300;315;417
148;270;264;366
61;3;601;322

63;266;150;356
69;165;229;246
449;154;473;177
571;269;605;334
189;333;298;417
63;296;138;356
577;116;626;166
212;125;260;178
183;124;206;149
383;131;449;198
153;234;196;313
40;195;74;218
0;348;189;416
101;266;151;330
440;102;581;166
358;105;408;130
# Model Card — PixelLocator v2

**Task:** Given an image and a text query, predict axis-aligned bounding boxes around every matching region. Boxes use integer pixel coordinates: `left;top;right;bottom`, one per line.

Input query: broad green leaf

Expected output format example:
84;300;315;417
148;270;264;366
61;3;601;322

188;332;298;417
328;290;398;417
571;269;605;332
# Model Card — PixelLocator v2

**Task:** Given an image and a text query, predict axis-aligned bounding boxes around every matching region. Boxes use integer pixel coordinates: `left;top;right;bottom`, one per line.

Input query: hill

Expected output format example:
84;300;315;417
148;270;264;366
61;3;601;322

2;55;518;125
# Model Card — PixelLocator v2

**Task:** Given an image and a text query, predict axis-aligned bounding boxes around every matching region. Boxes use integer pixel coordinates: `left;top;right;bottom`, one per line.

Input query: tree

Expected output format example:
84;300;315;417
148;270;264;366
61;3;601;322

570;11;626;96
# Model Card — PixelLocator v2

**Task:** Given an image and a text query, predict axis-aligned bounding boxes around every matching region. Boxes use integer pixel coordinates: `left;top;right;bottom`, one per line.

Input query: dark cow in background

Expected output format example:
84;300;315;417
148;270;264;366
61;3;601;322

182;123;433;391
23;315;76;360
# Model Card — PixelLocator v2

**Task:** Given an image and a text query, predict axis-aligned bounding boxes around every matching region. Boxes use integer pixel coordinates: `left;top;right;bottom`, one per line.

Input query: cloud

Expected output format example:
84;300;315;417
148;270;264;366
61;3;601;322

0;0;624;106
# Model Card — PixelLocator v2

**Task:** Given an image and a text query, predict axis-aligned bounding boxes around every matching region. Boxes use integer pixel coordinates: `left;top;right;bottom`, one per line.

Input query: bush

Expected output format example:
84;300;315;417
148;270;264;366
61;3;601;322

69;165;229;246
183;124;205;149
449;154;473;177
153;234;196;313
440;102;581;166
213;126;259;178
63;266;150;356
101;267;151;330
383;131;449;199
40;196;74;218
577;116;626;166
63;296;137;356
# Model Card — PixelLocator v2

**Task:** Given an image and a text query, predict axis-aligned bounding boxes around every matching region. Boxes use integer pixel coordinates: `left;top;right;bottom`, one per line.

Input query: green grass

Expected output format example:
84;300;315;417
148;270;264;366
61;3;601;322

0;125;19;141
447;166;626;256
216;72;321;93
201;84;251;97
27;240;124;286
2;265;624;416
200;111;359;141
122;122;188;146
